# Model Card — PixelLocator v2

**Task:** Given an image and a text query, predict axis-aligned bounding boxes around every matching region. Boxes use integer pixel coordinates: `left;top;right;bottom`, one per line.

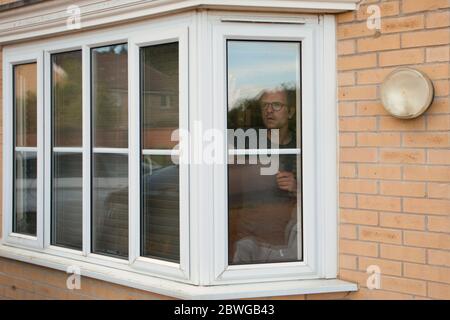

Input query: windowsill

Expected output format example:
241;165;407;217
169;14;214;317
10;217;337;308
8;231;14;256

0;244;357;299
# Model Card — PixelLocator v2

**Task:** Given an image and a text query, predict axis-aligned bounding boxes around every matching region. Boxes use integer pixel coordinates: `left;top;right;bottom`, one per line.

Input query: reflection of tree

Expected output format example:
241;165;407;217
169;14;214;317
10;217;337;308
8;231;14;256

228;83;297;132
15;91;37;146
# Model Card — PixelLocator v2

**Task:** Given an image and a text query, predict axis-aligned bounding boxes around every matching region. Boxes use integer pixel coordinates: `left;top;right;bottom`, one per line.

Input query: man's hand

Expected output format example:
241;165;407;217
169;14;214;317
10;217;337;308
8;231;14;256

276;171;297;193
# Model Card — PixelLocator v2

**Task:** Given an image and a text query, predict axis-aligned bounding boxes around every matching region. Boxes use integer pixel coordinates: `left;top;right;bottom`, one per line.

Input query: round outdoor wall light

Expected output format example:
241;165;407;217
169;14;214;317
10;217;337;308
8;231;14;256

380;67;434;119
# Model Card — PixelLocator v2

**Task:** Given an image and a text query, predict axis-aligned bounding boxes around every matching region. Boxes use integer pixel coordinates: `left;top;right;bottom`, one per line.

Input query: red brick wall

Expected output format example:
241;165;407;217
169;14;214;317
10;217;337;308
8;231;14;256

336;0;450;300
0;0;449;299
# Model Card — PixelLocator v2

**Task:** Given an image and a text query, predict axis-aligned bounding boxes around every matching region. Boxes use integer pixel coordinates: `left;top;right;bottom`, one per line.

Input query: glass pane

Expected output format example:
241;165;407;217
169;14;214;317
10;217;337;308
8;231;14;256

14;151;37;236
141;155;179;262
14;63;37;147
227;40;303;265
227;41;300;149
52;51;82;147
92;44;128;148
141;42;179;149
92;153;128;258
52;153;82;250
228;155;302;265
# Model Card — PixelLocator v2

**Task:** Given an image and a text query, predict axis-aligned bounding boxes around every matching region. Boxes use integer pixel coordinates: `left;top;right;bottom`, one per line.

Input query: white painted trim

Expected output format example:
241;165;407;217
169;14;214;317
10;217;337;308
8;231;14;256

0;0;358;44
0;245;357;299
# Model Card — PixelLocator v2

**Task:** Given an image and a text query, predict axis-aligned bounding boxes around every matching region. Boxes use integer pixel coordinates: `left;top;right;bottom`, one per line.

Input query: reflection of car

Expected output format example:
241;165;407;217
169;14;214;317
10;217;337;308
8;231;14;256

101;161;180;261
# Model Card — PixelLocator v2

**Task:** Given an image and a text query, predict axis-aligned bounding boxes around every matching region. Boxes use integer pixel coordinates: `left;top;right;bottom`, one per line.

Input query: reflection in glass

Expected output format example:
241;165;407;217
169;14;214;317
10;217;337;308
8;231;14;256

14;63;37;147
52;153;82;250
52;51;82;147
14;151;37;236
92;44;128;148
92;154;128;258
141;42;179;149
227;41;302;265
141;155;179;262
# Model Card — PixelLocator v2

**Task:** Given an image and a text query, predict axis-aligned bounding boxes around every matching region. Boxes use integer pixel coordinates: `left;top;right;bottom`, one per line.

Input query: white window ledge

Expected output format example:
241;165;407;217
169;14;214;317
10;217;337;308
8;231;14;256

0;245;357;299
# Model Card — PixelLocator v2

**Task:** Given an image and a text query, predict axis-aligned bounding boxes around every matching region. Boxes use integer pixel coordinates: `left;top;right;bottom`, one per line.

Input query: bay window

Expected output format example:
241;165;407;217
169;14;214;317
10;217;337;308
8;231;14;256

1;10;354;299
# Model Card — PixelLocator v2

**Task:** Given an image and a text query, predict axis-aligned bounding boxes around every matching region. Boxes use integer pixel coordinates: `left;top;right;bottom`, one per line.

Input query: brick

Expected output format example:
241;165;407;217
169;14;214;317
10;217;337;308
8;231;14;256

416;63;449;80
403;133;450;147
428;98;449;115
380;244;426;263
428;149;450;165
340;209;379;226
428;183;450;199
402;29;450;48
340;178;378;194
434;79;450;97
381;275;426;296
380;181;425;197
339;102;356;116
337;54;377;71
426;45;450;62
337;40;356;55
404;231;450;250
404;166;450;182
359;226;402;244
340;193;357;208
404;198;450;216
427;115;450;131
338;71;356;86
340;133;356;147
358;195;402;212
337;11;355;24
380;149;425;164
379;117;425;131
357;34;400;52
340;148;377;163
402;0;450;14
380;48;425;67
426;11;450;28
340;224;357;239
428;282;450;299
349;287;414;300
339;254;357;270
380;212;425;230
428;216;450;233
357;68;394;85
404;263;450;284
356;101;389;116
358;164;402;180
359;257;402;276
356;1;400;21
339;269;370;287
381;15;424;34
340;117;377;132
337;22;377;40
357;133;401;147
428;249;450;267
340;163;356;178
339;86;378;100
340;239;379;257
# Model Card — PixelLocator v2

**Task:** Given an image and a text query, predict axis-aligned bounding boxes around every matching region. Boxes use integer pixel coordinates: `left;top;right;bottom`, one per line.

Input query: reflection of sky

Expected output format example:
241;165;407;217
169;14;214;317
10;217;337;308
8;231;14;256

228;41;300;109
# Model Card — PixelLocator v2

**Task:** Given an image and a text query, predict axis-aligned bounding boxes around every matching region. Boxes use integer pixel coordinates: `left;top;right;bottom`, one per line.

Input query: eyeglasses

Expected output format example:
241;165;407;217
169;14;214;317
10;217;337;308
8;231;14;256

261;102;286;112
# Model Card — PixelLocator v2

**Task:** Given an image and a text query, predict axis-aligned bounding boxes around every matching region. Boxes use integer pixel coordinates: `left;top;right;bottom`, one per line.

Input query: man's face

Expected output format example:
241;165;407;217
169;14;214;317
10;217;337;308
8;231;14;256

260;91;291;130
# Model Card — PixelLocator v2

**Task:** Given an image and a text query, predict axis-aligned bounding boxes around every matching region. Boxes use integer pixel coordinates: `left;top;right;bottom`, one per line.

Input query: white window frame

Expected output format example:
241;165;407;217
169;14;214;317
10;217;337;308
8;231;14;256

1;10;354;298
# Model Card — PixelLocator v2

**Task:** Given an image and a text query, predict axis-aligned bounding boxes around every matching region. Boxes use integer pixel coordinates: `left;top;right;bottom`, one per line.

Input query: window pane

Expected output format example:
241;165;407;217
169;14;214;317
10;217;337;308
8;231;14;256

52;51;82;147
52;153;82;250
92;44;128;148
141;42;179;149
92;154;128;258
14;63;37;147
228;155;302;265
227;41;300;149
141;155;179;262
14;151;37;236
227;41;303;265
